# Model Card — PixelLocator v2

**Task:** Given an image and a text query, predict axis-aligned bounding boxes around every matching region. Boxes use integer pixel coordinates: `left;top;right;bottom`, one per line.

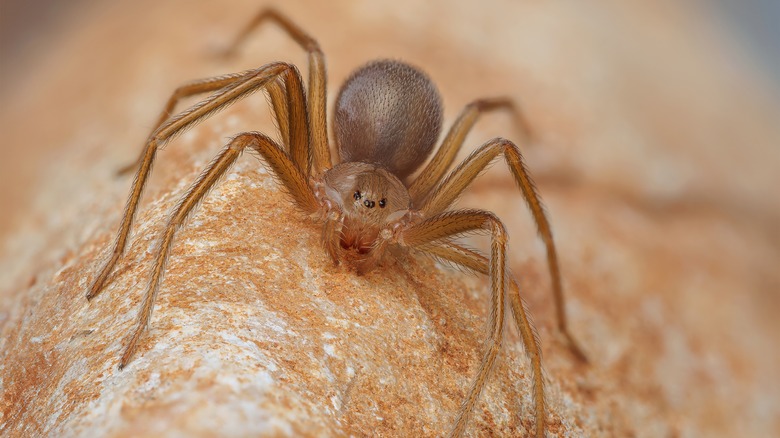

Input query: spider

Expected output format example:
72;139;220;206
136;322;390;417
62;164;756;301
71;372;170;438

87;9;586;437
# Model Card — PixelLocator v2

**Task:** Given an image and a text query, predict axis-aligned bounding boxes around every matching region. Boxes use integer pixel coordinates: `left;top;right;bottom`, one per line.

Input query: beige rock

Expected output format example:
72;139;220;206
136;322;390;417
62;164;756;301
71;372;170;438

1;1;779;437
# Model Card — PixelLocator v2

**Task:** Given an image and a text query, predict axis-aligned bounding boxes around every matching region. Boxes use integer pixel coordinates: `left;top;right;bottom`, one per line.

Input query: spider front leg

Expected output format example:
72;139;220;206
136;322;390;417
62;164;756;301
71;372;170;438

408;97;533;204
422;241;545;437
122;8;332;176
88;62;309;301
115;70;286;175
321;209;344;264
120;132;318;369
223;7;331;174
420;137;588;362
400;210;527;438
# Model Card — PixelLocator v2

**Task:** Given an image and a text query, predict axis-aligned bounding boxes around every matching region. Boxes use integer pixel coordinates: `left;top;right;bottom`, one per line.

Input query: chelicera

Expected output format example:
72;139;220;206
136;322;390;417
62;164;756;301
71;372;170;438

87;9;585;437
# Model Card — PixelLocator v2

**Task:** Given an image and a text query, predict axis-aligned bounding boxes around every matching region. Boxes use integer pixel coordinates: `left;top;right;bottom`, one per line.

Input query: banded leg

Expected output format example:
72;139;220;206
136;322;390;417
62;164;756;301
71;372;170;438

408;98;532;205
88;62;309;301
400;210;510;438
120;132;317;369
419;137;587;362
423;242;545;438
224;8;331;174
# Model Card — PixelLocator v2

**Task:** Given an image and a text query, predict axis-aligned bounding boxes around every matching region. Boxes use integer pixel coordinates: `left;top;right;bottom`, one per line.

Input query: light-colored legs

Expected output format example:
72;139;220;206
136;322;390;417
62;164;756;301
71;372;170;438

115;70;262;175
223;8;331;174
88;62;310;300
119;132;317;368
418;137;587;362
408;97;532;204
98;8;335;304
423;241;545;438
400;210;535;437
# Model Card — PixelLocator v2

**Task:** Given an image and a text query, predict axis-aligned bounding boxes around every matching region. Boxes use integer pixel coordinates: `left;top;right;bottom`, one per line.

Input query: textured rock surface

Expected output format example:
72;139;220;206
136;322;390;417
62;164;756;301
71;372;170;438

2;1;779;437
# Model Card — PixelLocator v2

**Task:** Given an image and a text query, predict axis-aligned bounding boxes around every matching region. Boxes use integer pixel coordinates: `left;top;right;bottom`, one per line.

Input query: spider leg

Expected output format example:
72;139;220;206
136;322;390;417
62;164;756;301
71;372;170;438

422;241;545;437
119;132;317;369
116;70;289;175
322;211;344;264
223;8;331;174
408;98;532;205
88;62;309;301
419;137;587;362
400;210;510;437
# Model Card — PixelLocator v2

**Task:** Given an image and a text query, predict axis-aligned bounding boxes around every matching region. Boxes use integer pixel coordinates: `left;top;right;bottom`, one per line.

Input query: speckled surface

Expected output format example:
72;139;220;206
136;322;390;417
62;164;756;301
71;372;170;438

1;163;573;436
1;1;779;437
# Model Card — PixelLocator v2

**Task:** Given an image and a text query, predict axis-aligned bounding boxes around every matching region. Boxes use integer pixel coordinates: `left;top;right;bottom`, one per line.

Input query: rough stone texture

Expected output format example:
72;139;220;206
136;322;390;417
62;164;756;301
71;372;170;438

1;1;779;437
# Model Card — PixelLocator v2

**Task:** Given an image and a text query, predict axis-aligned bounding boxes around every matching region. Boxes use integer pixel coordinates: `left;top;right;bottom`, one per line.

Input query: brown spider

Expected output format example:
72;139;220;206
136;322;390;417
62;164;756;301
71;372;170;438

87;9;585;437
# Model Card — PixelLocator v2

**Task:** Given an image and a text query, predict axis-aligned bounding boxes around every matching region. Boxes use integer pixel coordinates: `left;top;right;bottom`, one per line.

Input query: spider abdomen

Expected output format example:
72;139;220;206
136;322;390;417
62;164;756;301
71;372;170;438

334;59;443;180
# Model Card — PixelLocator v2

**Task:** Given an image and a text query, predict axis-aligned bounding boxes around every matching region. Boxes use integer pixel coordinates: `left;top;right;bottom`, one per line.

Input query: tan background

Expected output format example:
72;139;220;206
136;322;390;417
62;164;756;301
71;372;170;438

1;1;779;436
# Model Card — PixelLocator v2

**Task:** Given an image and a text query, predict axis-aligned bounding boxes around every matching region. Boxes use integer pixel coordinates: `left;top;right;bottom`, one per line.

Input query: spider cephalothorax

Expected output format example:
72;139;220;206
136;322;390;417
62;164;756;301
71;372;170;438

87;8;585;438
319;59;441;268
320;161;411;258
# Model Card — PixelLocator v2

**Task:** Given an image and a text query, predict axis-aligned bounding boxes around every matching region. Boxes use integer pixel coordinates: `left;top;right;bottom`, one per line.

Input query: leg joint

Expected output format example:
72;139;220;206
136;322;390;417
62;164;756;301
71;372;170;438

228;132;267;151
489;136;518;151
485;213;508;244
471;97;514;112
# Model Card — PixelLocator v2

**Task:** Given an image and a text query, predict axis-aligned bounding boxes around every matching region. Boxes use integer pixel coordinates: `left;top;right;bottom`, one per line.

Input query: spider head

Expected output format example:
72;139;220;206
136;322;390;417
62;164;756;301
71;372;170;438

323;162;411;227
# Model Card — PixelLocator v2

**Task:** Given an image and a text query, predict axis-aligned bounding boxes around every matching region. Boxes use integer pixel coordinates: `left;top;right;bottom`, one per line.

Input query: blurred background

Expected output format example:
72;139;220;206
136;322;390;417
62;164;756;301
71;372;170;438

1;0;779;240
3;0;780;83
1;1;778;436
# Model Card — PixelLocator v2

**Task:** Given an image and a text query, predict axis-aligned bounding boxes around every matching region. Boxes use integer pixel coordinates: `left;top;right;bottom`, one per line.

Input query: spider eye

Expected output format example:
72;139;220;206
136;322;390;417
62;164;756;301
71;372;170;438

363;200;375;208
379;198;387;208
353;191;361;200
